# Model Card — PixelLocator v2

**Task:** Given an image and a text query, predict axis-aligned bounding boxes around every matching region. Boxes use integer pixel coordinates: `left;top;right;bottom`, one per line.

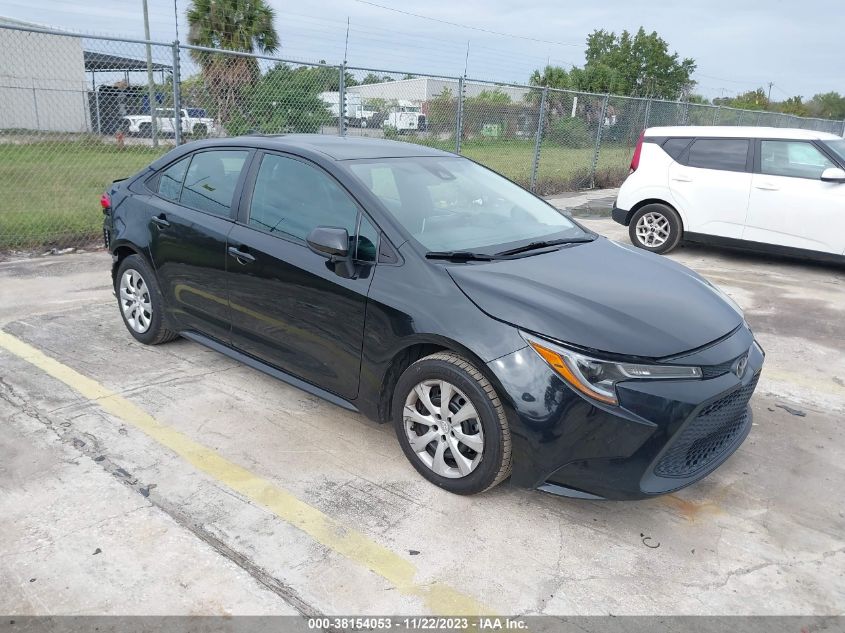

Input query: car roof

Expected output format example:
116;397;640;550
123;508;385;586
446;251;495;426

185;134;456;161
645;126;842;141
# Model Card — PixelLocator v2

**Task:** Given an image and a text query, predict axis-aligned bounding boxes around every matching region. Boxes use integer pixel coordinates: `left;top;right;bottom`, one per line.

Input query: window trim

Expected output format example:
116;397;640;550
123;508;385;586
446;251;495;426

678;136;753;173
753;138;840;180
146;147;255;220
237;149;386;256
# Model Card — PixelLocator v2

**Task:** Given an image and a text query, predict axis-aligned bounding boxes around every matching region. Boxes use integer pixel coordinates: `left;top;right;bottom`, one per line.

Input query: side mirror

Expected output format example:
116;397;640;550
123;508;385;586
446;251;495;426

306;226;349;258
820;167;845;183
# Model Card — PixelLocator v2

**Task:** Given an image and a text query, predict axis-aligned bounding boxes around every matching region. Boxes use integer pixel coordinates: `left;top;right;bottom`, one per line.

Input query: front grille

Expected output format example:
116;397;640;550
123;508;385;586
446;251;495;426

700;357;738;379
654;373;759;478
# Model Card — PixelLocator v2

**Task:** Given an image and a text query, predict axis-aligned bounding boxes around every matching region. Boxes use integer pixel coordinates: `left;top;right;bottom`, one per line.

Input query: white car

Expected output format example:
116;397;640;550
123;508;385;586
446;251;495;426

613;126;845;262
121;108;215;138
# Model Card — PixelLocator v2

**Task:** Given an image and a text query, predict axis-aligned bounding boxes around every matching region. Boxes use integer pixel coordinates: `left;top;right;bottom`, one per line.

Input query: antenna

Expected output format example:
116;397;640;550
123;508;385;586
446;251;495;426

344;17;350;64
174;0;179;41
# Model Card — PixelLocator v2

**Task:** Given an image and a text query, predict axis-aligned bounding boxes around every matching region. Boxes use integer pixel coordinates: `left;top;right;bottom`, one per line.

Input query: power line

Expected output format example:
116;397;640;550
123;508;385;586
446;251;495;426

352;0;581;47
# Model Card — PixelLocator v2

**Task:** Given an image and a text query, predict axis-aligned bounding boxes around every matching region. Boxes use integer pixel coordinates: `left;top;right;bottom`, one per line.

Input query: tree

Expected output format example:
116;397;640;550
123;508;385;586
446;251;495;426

530;28;696;100
225;63;332;135
187;0;279;126
361;73;392;85
715;88;769;110
777;96;808;116
466;89;512;105
806;92;845;119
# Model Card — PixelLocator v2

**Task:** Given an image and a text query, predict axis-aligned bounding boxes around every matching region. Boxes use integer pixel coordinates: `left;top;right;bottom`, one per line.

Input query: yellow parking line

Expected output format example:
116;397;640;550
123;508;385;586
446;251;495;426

0;330;490;616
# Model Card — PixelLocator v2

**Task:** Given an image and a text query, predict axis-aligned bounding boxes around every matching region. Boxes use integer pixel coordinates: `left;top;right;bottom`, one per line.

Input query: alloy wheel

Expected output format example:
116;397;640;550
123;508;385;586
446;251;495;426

119;268;152;333
635;211;671;248
403;379;484;478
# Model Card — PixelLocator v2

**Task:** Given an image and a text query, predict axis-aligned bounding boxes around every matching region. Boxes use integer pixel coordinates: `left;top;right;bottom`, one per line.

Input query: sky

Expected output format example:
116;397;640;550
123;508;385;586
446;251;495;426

2;0;842;100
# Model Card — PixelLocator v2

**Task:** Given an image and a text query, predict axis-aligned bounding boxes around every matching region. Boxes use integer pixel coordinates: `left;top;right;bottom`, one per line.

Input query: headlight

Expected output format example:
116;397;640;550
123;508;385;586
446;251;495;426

523;333;701;406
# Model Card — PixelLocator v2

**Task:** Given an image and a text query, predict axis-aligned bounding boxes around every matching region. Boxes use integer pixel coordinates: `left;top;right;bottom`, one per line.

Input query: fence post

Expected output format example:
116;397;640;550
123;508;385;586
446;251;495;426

841;119;845;138
713;106;721;125
94;88;102;135
172;41;182;146
643;98;652;128
32;86;40;129
529;87;548;192
589;95;609;189
455;76;465;154
338;63;347;137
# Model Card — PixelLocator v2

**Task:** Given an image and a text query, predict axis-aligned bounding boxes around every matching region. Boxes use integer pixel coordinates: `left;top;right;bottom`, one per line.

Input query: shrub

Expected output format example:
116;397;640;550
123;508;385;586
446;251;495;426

549;117;592;148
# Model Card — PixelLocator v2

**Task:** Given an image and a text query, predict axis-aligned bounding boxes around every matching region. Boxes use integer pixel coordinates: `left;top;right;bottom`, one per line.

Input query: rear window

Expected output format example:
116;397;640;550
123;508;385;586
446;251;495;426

181;150;249;217
661;138;692;160
687;138;749;172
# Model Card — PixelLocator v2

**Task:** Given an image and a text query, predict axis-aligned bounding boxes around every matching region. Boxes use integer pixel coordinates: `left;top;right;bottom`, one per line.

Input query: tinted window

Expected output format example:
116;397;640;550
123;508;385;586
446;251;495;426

157;156;190;201
662;138;692;160
249;154;358;240
687;139;749;172
760;140;835;179
181;150;248;216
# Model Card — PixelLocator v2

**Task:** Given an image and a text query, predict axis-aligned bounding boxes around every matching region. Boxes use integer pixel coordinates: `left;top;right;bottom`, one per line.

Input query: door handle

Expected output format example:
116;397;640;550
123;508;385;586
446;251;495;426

227;246;255;264
754;182;779;191
151;214;170;228
671;173;693;182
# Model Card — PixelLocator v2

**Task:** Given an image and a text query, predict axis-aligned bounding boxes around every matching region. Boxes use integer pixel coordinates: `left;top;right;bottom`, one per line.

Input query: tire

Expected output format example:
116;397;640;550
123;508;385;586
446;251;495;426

392;352;512;494
192;123;208;138
628;203;682;254
114;254;178;345
138;122;152;138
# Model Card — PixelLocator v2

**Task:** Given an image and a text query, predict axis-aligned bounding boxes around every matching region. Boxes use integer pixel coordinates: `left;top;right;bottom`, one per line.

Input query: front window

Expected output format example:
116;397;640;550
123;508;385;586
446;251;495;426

760;140;835;179
822;139;845;164
347;157;588;253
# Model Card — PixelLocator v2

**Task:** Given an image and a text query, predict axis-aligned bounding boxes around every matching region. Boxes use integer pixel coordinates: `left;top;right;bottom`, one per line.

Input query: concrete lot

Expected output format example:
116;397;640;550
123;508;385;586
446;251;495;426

0;217;843;616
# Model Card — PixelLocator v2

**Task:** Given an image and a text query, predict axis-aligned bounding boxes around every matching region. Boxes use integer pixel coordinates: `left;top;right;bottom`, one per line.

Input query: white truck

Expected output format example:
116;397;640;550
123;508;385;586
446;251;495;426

318;91;377;127
120;108;215;137
383;101;426;133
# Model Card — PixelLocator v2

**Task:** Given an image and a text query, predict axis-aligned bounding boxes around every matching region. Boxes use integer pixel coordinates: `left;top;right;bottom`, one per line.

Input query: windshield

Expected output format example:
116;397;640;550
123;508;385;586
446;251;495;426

347;157;588;253
822;139;845;164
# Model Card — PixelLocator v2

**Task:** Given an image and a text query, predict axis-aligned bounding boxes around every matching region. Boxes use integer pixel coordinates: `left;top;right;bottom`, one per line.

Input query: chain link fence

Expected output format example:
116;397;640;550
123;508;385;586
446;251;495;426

2;22;844;251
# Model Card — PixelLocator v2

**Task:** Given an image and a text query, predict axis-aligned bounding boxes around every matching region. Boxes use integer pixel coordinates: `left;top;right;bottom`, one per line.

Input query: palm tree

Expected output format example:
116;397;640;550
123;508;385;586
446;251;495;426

186;0;279;127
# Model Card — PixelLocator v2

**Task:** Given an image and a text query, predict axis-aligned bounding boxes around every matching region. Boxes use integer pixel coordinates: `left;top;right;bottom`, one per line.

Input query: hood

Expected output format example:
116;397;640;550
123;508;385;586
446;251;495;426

446;237;742;359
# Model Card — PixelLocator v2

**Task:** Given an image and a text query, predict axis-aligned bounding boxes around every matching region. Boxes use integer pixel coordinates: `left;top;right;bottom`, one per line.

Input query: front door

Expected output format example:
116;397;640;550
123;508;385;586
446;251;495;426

147;148;251;343
226;152;378;400
669;137;752;239
744;139;845;254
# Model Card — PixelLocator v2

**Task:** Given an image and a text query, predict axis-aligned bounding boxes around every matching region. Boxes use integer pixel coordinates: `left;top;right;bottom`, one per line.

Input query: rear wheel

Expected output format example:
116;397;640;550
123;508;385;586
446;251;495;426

192;123;208;138
392;352;511;494
115;254;177;345
138;122;152;137
629;203;682;254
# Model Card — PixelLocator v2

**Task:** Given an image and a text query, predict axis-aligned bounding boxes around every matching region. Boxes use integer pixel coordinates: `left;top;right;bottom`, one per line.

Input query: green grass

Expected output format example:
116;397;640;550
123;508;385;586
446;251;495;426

0;137;634;250
0;141;168;249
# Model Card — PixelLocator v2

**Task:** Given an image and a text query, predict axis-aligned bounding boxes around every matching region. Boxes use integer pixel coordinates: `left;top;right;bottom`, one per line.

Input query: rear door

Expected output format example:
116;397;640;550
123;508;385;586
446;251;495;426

668;137;752;239
225;151;379;400
146;148;251;342
744;139;845;254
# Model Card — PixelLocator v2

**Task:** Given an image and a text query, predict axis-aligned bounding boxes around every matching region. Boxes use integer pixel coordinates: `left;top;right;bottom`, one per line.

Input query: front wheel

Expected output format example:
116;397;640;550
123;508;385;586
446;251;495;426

628;203;682;254
392;352;512;494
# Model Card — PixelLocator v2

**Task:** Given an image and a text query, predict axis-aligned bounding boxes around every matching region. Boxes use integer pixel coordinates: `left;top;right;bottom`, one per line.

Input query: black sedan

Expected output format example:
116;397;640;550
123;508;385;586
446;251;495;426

102;135;764;499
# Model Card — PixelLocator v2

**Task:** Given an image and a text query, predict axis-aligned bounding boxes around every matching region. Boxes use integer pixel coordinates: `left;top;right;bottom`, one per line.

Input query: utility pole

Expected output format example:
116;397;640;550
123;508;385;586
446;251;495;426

143;0;158;148
767;82;773;104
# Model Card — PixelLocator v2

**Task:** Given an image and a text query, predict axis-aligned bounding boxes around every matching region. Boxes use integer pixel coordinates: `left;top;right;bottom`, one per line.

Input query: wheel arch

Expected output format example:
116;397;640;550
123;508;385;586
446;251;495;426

375;335;511;425
629;199;685;233
110;242;151;286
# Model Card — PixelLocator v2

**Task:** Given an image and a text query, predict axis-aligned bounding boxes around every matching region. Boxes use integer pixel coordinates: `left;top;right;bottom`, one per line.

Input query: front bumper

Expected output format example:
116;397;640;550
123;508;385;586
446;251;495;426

487;325;763;500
